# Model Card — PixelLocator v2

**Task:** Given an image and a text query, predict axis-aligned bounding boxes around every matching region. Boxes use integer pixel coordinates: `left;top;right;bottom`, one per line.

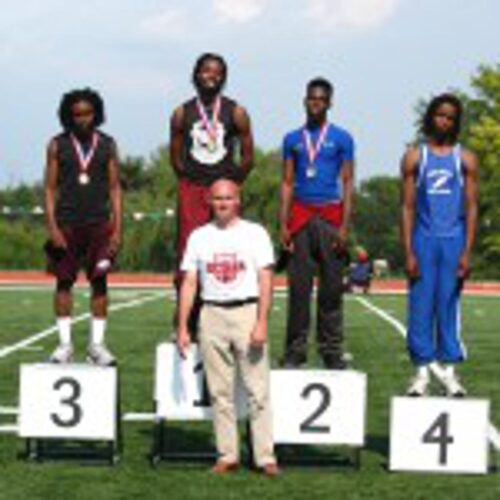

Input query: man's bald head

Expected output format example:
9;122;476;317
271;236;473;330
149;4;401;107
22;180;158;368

209;179;241;226
210;179;240;198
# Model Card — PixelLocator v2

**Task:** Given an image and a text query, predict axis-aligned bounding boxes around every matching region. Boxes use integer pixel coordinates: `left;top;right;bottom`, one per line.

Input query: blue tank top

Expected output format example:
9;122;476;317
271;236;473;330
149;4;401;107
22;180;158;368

415;144;465;237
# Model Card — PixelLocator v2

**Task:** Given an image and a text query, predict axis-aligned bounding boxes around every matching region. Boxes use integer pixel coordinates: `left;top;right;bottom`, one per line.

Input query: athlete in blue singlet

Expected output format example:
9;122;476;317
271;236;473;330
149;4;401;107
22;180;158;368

401;94;479;397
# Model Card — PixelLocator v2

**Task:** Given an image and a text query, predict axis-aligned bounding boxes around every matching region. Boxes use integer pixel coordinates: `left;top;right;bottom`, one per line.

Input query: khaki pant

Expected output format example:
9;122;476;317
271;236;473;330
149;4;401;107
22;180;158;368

199;303;276;467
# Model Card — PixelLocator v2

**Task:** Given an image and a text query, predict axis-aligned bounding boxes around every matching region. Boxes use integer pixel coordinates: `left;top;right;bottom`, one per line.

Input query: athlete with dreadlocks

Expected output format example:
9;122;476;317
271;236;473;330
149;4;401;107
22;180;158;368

170;53;254;338
44;88;122;365
401;93;479;397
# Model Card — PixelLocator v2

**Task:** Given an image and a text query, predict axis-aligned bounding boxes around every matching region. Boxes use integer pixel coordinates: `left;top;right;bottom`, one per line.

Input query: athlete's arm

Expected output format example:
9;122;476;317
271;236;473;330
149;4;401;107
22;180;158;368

108;141;123;256
401;146;420;278
250;265;273;347
44;139;66;249
338;160;354;252
169;106;186;176
458;149;479;279
177;269;198;358
279;157;295;250
233;105;254;181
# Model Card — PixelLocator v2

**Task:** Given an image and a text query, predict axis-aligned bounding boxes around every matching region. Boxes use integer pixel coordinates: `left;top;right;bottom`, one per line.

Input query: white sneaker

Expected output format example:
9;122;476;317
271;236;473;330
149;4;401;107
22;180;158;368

442;374;467;398
49;344;74;364
406;373;430;397
87;343;116;367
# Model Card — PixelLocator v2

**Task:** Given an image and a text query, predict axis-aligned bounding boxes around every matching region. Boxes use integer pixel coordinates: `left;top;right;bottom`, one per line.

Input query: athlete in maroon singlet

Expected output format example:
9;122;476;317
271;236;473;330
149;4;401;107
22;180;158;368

44;88;122;365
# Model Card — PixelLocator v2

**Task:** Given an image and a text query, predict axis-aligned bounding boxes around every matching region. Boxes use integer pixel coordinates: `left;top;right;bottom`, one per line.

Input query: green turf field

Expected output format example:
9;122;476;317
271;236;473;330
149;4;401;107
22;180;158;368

1;287;499;499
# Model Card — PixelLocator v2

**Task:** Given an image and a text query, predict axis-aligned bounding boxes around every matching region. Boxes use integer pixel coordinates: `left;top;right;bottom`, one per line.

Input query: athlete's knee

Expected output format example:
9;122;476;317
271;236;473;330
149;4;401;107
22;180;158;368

91;276;108;298
56;279;74;293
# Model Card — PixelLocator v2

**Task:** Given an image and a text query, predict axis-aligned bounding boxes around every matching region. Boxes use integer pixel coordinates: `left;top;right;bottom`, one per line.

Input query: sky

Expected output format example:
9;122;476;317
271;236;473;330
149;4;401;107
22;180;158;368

1;0;499;187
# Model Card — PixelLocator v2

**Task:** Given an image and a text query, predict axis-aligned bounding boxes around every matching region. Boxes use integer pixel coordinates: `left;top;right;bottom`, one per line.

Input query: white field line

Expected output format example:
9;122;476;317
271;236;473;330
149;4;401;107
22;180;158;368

354;296;500;451
0;407;18;415
0;425;18;433
0;291;166;360
123;412;155;422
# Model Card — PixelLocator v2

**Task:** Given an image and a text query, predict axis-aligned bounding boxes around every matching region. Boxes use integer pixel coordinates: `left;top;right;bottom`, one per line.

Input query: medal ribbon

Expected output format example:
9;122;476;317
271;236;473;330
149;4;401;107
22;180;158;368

70;132;99;176
195;96;221;144
302;122;329;167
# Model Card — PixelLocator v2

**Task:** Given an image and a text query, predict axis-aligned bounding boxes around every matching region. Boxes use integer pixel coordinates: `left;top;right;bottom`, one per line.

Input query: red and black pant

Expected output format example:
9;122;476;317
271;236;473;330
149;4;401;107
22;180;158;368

284;215;345;367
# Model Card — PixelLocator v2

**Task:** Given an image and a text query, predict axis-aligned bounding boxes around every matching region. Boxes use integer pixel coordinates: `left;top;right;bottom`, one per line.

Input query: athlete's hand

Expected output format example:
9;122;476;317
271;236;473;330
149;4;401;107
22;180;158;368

176;327;191;359
108;229;122;256
405;252;419;279
457;252;471;279
49;225;67;249
333;225;348;255
280;225;294;252
250;321;267;348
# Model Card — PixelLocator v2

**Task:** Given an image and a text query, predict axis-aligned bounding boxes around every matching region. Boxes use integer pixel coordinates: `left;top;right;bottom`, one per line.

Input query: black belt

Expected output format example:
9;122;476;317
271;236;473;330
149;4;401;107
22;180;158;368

203;297;258;308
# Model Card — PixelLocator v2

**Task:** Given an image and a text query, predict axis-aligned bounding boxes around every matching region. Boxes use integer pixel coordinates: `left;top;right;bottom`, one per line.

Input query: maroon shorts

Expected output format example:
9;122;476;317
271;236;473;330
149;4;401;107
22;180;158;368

175;179;212;287
46;221;112;284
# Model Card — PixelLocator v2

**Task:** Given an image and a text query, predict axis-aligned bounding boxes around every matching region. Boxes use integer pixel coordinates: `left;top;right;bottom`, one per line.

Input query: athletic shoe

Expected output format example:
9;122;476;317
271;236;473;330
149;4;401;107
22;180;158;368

406;372;430;397
442;374;467;398
323;355;347;370
87;343;116;367
49;344;74;364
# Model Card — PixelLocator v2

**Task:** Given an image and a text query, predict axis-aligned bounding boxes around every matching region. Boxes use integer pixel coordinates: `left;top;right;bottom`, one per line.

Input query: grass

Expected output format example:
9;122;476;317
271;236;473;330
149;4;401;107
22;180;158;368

0;286;500;499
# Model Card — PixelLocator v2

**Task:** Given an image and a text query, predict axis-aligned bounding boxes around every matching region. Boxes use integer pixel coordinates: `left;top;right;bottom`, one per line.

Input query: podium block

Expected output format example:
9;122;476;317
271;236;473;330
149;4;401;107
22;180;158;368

19;363;120;463
154;343;246;420
19;363;117;440
271;370;367;446
390;396;490;474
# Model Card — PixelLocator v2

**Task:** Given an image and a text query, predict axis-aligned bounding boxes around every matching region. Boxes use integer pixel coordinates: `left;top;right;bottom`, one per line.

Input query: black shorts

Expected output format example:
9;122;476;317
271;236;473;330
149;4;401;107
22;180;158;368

45;221;113;283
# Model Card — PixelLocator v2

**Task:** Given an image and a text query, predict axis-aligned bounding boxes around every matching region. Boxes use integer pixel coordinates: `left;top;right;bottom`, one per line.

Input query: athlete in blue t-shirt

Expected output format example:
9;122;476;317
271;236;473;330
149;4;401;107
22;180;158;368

401;94;479;397
280;78;355;369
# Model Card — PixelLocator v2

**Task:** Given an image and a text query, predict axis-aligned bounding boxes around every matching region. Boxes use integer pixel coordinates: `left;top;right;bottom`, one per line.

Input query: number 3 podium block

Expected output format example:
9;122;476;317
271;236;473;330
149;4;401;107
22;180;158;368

19;364;119;462
271;370;367;447
390;397;490;474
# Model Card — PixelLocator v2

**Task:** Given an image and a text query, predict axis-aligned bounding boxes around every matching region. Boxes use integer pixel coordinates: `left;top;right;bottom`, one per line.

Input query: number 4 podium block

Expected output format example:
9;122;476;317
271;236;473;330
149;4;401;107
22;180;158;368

18;363;121;464
390;396;490;474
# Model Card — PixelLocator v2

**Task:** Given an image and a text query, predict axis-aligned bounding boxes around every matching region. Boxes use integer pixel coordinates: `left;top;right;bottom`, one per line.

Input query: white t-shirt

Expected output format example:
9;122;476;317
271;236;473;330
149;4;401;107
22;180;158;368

181;219;274;302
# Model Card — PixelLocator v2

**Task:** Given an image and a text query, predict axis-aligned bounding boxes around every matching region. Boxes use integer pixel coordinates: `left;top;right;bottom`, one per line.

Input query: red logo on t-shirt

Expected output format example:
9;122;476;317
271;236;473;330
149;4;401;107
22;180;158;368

206;253;246;283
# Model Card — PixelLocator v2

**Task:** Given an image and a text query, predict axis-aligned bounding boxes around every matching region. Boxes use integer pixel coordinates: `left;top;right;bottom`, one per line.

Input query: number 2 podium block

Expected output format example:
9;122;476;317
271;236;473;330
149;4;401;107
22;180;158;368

271;370;367;446
390;396;490;474
19;363;118;441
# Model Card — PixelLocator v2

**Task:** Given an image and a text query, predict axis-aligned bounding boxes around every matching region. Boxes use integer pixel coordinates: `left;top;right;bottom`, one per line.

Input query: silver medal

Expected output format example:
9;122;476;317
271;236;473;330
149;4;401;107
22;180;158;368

306;164;317;178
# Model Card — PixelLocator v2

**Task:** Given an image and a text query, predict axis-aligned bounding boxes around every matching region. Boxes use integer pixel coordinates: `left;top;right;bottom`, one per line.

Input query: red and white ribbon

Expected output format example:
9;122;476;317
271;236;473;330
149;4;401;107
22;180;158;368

302;122;329;166
195;96;221;145
70;132;99;184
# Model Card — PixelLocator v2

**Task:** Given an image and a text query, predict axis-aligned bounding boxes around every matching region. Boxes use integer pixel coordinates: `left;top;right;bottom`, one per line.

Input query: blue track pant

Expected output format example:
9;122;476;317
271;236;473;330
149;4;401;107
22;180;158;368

407;230;466;365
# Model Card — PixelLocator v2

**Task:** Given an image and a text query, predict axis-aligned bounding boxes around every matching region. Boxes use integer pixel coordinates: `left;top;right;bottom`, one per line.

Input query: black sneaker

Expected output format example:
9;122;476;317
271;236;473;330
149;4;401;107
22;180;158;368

323;356;347;370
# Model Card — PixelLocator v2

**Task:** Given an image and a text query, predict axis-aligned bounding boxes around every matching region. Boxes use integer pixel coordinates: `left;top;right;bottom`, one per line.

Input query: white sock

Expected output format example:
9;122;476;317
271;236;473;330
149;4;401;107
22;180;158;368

57;317;72;345
417;365;430;378
90;317;106;345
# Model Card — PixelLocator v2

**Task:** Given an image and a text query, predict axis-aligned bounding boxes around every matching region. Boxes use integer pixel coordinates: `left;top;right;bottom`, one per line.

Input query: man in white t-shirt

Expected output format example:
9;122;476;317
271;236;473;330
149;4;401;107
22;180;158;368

177;179;279;477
